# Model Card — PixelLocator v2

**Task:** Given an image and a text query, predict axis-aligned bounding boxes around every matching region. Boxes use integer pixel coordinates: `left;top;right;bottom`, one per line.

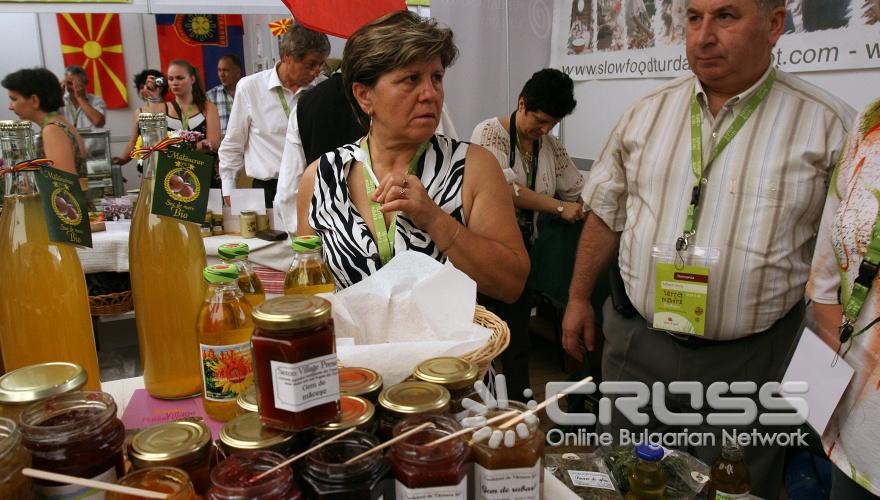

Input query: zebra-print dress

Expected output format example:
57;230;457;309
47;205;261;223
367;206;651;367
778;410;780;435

309;134;467;290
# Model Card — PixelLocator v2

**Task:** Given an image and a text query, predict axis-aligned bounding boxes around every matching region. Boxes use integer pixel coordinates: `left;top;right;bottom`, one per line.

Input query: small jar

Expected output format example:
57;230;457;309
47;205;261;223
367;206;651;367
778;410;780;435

237;384;259;415
256;213;270;232
378;381;450;440
220;412;296;456
239;210;257;238
299;431;391;499
314;396;377;438
129;420;213;495
21;391;125;498
109;467;197;500
389;414;471;496
213;211;225;235
200;226;212;238
413;357;479;420
252;296;340;432
206;451;301;499
0;362;87;423
339;367;383;404
0;417;31;499
205;210;214;227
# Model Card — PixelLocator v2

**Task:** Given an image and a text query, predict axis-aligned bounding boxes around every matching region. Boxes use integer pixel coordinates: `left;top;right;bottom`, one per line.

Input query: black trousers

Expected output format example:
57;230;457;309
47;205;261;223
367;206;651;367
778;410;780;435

479;290;533;402
252;178;278;209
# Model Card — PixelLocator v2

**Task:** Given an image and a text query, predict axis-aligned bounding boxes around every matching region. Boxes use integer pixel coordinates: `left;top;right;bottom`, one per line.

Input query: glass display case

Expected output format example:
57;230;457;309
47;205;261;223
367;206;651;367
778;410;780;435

80;130;117;200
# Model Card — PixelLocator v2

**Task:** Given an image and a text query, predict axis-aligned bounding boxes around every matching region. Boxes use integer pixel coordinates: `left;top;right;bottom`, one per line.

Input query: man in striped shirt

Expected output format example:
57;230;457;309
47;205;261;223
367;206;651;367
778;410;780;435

562;0;854;495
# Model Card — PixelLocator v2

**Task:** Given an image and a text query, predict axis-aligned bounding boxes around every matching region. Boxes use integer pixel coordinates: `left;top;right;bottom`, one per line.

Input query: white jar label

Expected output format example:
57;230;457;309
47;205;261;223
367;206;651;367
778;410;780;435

395;475;468;499
270;354;340;412
475;462;541;499
567;470;616;490
34;465;117;499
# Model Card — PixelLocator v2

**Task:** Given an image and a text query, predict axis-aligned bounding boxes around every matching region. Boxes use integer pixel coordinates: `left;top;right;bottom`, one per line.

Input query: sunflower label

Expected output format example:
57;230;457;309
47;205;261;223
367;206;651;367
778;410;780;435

151;147;213;224
200;341;254;402
34;166;92;248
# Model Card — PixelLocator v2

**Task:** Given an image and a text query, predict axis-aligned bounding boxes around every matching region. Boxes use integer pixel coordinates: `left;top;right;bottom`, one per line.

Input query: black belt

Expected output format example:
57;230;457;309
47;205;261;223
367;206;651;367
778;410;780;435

656;302;802;348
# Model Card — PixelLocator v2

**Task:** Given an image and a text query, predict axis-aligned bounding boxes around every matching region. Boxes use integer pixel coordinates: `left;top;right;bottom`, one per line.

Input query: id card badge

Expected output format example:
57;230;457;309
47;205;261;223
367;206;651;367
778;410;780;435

651;244;720;336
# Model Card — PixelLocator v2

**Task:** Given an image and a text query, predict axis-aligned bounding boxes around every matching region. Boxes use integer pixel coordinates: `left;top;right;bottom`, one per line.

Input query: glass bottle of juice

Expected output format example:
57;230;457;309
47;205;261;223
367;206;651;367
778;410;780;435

706;441;750;499
625;444;667;500
197;263;255;422
0;120;101;391
217;242;266;309
284;235;335;295
130;113;206;399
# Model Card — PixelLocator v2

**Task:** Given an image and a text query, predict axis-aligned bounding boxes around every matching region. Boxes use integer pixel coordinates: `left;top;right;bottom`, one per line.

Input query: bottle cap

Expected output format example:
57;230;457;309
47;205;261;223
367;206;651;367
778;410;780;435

635;444;664;461
721;441;744;461
291;235;323;253
203;263;239;284
218;242;251;260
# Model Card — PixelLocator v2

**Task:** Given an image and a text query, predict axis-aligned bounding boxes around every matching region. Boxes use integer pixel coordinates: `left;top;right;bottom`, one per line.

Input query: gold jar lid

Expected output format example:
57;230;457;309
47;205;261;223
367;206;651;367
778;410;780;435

378;381;450;415
339;367;383;398
0;120;31;131
252;295;331;330
220;412;295;451
130;420;212;468
413;357;479;391
237;385;258;413
137;112;166;123
315;396;374;432
240;210;257;216
0;362;87;405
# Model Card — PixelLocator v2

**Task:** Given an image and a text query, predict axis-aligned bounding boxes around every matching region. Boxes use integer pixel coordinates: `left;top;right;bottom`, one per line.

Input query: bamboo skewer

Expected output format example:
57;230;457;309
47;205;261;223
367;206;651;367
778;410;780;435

424;409;519;447
343;421;435;465
22;468;169;499
251;426;359;482
498;375;594;430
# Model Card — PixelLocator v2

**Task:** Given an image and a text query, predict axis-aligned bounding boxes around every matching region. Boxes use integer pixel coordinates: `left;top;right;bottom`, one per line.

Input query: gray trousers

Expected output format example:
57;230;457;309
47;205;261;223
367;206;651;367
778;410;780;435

599;298;805;500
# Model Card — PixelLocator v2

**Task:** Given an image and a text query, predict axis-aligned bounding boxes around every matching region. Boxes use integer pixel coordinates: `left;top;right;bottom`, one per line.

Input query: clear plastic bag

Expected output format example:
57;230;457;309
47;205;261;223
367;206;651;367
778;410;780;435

545;452;623;499
597;445;710;499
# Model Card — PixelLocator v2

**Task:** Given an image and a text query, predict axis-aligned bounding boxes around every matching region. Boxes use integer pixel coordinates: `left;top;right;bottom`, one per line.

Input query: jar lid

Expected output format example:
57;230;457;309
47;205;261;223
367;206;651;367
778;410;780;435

138;112;166;124
315;396;374;432
220;412;295;451
236;385;258;413
413;357;479;390
203;263;239;284
379;381;450;415
291;235;322;253
252;295;332;330
218;242;251;260
240;210;257;216
339;367;383;397
130;420;212;466
0;120;31;131
0;362;87;405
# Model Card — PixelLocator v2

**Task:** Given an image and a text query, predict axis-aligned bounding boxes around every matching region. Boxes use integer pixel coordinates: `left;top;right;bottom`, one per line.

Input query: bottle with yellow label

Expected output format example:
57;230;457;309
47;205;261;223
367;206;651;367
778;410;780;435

217;242;266;309
197;263;254;422
284;235;336;295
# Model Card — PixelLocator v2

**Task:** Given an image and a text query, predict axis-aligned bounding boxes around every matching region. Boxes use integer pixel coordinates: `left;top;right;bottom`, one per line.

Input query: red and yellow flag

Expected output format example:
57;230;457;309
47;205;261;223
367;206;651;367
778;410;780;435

57;13;128;109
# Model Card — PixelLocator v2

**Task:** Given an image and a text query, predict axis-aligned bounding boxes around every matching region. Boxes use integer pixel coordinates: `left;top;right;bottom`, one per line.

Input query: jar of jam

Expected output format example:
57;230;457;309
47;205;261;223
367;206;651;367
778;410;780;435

108;467;197;500
20;391;125;498
236;384;259;415
0;417;31;498
0;362;87;423
219;412;296;456
251;296;340;432
470;402;545;500
313;396;377;438
299;431;391;499
413;357;479;420
339;367;383;404
129;420;213;495
378;381;450;440
389;414;471;497
206;451;301;499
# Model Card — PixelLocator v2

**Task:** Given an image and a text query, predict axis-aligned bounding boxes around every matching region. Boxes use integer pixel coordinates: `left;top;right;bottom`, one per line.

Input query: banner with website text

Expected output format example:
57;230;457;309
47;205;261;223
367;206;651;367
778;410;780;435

550;0;880;80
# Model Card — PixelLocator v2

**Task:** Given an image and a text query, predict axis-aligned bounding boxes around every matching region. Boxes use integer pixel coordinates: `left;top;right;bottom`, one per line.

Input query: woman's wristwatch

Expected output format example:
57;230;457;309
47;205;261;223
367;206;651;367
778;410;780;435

556;202;565;216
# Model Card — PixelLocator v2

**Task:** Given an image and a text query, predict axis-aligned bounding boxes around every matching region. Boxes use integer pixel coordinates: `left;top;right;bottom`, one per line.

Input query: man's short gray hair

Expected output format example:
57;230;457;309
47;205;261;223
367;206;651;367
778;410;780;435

65;65;88;83
279;24;331;60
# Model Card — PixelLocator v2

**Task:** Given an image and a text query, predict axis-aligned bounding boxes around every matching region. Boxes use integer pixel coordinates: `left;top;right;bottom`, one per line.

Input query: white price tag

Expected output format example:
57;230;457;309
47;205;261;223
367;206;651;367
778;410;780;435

567;470;616;490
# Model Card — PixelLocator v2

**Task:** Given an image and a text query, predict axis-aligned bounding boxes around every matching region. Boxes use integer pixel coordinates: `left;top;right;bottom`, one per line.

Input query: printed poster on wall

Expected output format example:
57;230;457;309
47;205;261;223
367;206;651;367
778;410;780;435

550;0;880;80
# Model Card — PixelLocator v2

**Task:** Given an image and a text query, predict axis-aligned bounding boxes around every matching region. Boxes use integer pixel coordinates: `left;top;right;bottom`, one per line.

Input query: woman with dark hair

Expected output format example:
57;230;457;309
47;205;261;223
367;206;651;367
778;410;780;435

164;59;220;152
113;69;170;165
2;67;86;178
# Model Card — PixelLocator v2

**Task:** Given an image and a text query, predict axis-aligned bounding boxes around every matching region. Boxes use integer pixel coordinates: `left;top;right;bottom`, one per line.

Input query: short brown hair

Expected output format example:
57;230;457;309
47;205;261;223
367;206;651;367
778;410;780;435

280;24;331;61
342;10;458;129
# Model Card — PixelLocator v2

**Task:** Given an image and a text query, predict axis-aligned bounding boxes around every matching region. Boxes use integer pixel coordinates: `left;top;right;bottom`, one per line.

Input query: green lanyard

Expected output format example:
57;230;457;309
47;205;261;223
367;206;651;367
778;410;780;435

677;69;776;251
274;87;291;118
838;190;880;352
360;138;428;267
180;105;190;131
41;111;59;128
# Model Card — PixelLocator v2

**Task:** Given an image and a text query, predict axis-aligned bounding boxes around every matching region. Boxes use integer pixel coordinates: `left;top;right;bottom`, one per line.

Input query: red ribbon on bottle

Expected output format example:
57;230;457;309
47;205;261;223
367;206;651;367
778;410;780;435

130;136;184;160
0;158;55;175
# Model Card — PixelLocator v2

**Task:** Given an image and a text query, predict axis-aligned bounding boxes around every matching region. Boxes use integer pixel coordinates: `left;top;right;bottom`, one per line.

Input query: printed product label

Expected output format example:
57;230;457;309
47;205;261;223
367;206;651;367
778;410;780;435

715;492;750;500
567;470;616;490
653;262;710;336
271;354;340;412
200;341;254;402
34;465;116;499
475;462;541;499
395;476;468;499
34;165;93;248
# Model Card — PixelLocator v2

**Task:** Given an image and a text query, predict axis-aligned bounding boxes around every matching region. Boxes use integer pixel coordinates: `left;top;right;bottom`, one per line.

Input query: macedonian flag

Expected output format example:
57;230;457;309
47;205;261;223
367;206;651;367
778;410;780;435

57;13;128;109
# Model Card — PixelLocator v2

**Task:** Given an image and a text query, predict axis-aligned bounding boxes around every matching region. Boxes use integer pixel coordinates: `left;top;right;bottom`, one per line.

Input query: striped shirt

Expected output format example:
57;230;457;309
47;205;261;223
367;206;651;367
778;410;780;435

206;85;233;134
583;66;854;340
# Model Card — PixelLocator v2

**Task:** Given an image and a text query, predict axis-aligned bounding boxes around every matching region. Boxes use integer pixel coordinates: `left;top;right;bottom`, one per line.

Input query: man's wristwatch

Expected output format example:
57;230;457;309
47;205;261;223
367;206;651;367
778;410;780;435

556;202;565;216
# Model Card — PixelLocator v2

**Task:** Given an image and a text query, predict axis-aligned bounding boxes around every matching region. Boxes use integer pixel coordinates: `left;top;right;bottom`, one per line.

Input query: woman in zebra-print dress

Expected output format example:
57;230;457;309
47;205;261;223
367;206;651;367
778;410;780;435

294;11;529;303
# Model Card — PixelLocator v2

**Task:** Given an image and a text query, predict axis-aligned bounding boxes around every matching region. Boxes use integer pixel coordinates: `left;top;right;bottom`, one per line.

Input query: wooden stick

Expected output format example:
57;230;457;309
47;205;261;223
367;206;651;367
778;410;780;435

343;421;435;465
424;409;519;447
498;376;594;430
22;468;169;499
251;426;358;482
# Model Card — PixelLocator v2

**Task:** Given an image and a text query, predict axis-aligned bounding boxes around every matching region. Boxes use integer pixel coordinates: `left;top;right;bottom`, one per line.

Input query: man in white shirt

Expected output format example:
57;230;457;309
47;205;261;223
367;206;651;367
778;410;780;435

61;65;106;130
218;25;330;208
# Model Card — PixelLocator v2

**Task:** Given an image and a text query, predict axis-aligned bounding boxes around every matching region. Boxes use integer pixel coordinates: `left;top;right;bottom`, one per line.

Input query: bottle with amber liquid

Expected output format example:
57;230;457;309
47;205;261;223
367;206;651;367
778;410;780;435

706;441;750;499
198;263;255;422
0;120;101;390
130;113;206;399
218;242;266;309
284;235;336;295
625;444;667;500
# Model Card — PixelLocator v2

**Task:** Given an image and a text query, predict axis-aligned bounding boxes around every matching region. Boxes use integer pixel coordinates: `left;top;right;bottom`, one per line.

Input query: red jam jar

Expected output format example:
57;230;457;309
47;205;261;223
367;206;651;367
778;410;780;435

251;295;340;432
206;451;301;499
20;391;125;498
378;381;450;440
108;467;197;500
389;414;471;498
129;420;214;495
298;431;392;499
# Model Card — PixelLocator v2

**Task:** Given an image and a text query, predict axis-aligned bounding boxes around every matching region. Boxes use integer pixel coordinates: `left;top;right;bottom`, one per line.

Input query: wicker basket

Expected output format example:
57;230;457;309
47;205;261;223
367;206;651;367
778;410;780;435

462;305;510;378
89;290;133;316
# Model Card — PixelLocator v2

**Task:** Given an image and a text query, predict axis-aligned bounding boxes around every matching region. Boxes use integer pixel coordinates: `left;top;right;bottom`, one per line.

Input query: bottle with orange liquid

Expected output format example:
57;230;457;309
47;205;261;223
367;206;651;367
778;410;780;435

217;242;266;309
284;235;336;295
0;120;101;390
